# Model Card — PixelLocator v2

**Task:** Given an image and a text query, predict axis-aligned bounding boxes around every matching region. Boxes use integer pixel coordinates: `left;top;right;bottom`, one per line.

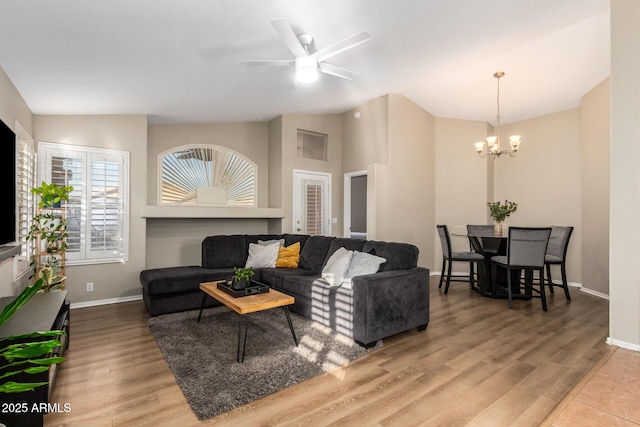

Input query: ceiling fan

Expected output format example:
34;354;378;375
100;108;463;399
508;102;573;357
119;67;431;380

240;17;371;84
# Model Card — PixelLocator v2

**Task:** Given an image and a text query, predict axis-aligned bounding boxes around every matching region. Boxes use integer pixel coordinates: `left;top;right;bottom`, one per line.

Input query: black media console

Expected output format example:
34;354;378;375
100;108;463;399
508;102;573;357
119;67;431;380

0;290;70;426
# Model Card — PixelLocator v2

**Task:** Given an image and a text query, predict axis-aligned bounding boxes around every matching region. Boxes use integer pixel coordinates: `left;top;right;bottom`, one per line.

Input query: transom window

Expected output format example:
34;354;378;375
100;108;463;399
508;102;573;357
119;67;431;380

160;145;256;206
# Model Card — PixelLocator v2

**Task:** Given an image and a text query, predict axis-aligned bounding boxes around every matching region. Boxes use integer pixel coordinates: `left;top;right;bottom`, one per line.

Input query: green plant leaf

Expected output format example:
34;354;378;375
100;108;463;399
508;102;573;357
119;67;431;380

0;381;50;393
0;279;43;326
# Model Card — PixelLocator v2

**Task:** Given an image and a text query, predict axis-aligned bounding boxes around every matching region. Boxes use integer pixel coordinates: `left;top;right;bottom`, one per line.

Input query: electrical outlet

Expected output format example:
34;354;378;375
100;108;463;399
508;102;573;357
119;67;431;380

86;282;94;292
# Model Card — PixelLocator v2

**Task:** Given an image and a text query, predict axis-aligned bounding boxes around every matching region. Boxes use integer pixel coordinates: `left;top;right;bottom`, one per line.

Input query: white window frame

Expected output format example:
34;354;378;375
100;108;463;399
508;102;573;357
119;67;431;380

13;121;35;281
38;142;130;265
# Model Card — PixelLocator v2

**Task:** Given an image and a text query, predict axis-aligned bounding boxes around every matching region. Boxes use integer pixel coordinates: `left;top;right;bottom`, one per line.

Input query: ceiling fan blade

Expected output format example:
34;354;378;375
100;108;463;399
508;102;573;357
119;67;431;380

237;59;294;66
270;17;307;58
318;62;356;80
312;31;371;63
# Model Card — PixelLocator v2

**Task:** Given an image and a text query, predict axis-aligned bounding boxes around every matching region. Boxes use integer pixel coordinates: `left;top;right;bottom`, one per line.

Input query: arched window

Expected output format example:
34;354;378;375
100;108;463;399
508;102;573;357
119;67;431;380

160;145;256;206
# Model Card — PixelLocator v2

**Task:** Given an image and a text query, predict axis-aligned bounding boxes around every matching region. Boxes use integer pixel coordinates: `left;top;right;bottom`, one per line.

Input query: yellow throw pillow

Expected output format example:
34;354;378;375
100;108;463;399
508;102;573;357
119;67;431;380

276;242;301;268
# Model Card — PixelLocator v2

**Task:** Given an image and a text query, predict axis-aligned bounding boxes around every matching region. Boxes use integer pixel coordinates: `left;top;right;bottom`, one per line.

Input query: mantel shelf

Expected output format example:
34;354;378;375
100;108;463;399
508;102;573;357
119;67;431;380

141;205;286;219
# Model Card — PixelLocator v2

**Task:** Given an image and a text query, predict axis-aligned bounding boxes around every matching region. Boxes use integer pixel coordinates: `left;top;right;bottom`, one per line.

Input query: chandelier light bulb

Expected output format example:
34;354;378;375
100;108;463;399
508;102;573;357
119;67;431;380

473;71;522;158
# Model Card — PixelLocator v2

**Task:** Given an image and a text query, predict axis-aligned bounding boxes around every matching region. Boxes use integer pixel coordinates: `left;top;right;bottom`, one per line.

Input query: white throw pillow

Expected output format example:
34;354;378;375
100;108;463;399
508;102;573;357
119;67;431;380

321;247;353;286
258;238;285;247
245;242;280;269
341;251;387;289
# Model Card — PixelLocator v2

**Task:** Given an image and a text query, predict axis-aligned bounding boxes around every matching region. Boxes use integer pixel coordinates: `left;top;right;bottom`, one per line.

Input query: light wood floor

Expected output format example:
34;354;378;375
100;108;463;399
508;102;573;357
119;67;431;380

45;276;613;427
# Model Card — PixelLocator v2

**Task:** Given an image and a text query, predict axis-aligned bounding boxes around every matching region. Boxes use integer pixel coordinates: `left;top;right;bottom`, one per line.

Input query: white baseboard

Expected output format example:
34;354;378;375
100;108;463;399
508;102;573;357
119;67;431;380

579;287;609;300
606;338;640;352
70;294;143;309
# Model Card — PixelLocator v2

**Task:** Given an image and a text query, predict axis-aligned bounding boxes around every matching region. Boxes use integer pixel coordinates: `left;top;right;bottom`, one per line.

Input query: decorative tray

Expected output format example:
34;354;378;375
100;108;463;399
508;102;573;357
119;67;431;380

217;281;270;298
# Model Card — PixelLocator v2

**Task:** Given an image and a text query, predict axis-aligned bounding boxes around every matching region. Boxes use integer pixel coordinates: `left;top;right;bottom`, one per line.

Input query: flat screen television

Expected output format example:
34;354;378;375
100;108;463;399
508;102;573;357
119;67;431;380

0;118;16;247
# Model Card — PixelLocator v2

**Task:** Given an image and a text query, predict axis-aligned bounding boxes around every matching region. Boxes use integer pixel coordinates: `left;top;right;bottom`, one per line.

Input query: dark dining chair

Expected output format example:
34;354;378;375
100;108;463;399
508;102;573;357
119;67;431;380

491;227;552;311
437;225;485;294
544;226;574;300
466;224;503;256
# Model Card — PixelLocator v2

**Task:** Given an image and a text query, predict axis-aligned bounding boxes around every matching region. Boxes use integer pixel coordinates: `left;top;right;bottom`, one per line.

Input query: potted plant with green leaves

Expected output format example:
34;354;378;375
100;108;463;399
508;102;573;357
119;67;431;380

26;212;69;291
231;267;255;290
31;181;73;208
0;277;66;394
487;200;518;235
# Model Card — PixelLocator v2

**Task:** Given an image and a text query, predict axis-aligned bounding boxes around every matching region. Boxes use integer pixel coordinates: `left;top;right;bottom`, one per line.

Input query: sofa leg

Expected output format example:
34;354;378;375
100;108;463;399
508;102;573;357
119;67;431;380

355;340;377;349
417;322;429;331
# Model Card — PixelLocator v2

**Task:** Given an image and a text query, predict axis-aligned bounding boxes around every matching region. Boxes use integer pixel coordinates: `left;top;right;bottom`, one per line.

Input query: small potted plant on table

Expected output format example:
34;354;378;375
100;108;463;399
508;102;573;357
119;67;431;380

231;267;255;290
487;200;518;235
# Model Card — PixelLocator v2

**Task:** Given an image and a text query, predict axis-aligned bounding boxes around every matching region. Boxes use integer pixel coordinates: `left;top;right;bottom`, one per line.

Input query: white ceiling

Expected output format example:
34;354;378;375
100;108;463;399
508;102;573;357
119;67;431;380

0;0;610;125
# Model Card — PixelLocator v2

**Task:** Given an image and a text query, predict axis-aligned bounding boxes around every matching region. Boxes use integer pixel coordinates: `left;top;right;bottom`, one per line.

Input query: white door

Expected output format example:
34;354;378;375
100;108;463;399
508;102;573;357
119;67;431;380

293;170;331;236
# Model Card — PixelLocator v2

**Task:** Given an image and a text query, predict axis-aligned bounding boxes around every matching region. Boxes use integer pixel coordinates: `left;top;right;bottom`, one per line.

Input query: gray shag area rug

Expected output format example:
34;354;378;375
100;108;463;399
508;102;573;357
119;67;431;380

147;306;382;420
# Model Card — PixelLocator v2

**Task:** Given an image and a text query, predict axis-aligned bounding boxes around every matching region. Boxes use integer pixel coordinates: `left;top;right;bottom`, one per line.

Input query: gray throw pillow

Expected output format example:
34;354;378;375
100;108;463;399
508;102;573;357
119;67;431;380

342;251;387;289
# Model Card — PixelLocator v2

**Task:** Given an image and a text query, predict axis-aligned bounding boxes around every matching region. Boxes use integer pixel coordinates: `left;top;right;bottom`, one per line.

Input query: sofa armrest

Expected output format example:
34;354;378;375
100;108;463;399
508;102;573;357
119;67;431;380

351;267;430;346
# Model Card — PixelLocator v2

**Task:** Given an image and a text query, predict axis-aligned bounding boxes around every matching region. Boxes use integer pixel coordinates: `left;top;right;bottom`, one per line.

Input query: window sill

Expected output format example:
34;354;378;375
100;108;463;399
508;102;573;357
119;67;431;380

141;205;286;219
0;245;21;263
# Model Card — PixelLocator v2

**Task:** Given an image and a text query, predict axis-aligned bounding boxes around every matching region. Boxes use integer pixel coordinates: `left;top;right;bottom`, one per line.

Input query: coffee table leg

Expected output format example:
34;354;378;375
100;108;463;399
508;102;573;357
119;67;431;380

283;306;298;346
237;316;248;363
197;293;208;323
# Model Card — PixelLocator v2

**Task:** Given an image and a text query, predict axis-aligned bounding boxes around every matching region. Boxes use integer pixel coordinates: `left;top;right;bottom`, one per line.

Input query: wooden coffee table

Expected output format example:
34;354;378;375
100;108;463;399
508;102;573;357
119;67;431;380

197;281;298;362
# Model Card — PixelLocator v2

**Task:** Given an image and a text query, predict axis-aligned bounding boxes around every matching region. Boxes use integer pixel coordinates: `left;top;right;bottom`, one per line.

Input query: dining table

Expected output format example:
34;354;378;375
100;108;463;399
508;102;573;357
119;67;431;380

452;225;528;299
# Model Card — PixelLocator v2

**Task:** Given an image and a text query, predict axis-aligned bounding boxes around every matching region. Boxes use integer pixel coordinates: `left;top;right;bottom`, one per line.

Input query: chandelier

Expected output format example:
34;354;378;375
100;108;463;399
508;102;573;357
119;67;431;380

474;71;522;158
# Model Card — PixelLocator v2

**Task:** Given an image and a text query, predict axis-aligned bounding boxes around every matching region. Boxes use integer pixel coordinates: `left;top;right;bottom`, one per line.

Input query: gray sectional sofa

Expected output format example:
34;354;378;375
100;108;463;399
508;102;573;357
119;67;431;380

140;233;430;347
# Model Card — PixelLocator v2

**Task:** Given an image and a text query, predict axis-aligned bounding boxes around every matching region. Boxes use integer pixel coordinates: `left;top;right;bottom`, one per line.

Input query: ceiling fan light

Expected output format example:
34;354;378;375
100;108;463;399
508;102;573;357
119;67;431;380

295;56;319;84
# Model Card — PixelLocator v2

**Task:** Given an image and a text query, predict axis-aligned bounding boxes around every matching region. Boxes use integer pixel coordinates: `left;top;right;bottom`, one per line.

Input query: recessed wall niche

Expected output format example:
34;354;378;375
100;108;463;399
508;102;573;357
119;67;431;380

297;129;328;161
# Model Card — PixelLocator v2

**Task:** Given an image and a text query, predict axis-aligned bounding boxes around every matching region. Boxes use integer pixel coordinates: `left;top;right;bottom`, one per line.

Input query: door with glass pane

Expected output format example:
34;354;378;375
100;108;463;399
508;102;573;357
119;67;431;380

293;170;331;236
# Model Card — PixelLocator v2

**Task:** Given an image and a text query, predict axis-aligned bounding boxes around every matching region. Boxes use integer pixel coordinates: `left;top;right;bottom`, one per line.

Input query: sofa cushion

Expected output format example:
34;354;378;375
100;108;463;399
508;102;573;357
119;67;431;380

259;267;317;288
283;234;310;249
245;242;280;268
281;274;353;306
298;235;335;272
321;247;353;286
321;238;366;270
342;251;387;289
140;266;234;296
245;234;284;246
275;242;301;268
202;235;248;269
362;240;418;271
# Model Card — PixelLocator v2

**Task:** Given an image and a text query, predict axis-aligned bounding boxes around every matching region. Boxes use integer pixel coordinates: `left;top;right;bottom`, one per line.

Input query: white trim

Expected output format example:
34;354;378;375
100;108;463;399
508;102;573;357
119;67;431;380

580;287;610;300
606;338;640;352
293;169;332;235
343;170;367;238
70;294;142;309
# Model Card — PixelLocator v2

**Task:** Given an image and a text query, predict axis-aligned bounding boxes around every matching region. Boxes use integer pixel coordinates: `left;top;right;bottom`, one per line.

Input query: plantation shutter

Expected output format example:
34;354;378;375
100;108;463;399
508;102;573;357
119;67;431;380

305;182;324;236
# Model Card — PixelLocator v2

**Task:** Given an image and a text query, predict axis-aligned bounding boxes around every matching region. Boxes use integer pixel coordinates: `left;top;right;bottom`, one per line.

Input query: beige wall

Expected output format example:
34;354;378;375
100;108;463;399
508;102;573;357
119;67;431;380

147;122;269;207
341;94;434;268
144;122;272;268
609;0;640;349
434;118;494;262
495;109;582;284
267;116;284;234
341;95;389;173
581;78;610;296
0;66;33;297
33;115;148;303
277;114;343;235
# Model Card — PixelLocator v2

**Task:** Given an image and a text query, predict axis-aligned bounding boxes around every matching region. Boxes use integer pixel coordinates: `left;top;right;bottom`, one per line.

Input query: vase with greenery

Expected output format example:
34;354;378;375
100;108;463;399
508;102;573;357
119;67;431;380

231;267;255;290
0;277;65;394
487;200;518;235
31;181;74;208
